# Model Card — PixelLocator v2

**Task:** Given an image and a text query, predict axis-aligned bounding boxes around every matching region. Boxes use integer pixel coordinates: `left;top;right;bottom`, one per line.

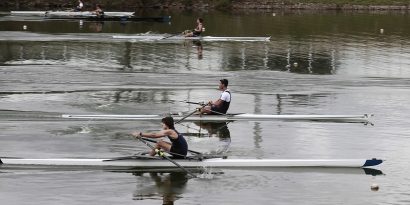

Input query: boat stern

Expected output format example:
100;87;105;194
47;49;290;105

363;158;383;167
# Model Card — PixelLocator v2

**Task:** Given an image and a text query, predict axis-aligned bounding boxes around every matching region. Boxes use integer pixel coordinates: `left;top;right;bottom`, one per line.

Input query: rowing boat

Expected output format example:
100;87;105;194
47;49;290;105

0;157;382;169
10;11;135;17
44;15;171;22
61;113;371;123
112;35;271;42
9;11;170;22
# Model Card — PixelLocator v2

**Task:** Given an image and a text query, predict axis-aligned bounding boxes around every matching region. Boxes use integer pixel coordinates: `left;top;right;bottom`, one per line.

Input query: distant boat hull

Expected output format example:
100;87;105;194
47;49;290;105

61;113;371;123
45;15;171;22
10;11;135;17
113;35;271;42
9;11;170;22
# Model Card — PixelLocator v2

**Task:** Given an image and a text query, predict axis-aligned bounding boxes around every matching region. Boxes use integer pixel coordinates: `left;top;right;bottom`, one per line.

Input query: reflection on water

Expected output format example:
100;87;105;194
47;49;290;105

133;172;188;204
88;22;104;32
0;33;341;75
182;122;231;154
2;31;409;76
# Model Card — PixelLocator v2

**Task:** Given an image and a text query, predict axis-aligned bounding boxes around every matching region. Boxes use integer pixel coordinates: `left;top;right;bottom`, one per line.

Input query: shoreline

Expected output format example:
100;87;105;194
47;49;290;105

1;0;410;11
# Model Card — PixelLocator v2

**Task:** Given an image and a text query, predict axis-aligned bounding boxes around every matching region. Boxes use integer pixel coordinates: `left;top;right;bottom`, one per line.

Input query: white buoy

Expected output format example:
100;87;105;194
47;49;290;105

380;29;384;34
371;183;379;191
23;25;27;30
293;62;298;67
272;13;276;16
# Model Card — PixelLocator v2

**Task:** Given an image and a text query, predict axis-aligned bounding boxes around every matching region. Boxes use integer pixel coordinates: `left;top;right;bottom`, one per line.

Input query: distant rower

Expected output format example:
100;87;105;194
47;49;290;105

132;117;188;159
184;18;204;37
74;0;84;11
93;4;104;17
200;79;231;115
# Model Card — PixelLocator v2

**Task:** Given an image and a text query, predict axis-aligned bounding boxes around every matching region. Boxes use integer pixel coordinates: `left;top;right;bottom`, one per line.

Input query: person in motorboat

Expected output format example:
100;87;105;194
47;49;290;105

200;79;231;115
132;117;188;159
184;18;205;37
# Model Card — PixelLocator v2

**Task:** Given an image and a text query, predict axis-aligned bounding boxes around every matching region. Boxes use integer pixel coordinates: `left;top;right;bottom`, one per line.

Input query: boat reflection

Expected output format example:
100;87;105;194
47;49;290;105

88;22;104;32
192;40;203;60
182;39;204;60
126;166;382;204
182;121;231;154
132;171;188;204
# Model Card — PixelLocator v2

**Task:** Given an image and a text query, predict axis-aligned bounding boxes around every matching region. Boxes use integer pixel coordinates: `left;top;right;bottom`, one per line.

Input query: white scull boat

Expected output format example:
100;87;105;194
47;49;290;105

61;113;371;123
112;35;271;42
0;157;382;168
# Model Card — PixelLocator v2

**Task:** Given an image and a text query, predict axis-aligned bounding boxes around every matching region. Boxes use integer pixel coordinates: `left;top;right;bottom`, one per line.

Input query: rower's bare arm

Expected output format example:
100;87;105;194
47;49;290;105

135;130;175;139
213;99;223;106
132;131;163;138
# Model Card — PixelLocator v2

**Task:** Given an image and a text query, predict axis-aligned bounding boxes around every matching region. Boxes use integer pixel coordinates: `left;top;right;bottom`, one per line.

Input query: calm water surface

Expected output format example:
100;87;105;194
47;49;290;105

1;10;410;204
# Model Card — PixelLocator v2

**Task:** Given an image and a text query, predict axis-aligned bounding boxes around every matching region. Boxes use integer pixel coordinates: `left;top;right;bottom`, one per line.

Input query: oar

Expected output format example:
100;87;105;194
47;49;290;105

175;103;207;124
160;31;183;40
135;136;197;178
179;100;229;115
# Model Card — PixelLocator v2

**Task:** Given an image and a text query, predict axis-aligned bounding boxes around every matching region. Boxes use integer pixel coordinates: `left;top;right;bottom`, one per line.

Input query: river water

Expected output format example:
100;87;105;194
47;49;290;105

0;10;410;204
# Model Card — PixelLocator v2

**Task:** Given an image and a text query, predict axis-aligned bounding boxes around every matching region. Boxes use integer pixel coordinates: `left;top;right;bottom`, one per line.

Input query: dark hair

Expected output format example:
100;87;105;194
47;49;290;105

220;79;228;87
198;18;204;23
162;117;175;129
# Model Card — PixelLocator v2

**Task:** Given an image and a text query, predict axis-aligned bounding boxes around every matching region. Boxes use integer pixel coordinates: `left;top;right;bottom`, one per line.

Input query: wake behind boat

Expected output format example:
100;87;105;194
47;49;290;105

112;34;271;42
61;113;372;123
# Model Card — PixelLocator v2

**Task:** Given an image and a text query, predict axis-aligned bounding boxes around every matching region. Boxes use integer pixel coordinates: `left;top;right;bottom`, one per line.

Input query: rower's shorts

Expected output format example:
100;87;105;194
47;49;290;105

170;146;187;159
210;105;226;115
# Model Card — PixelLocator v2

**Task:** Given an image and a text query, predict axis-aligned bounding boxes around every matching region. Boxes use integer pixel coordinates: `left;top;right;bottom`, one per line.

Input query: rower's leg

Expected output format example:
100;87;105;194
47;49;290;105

157;140;172;152
149;143;161;156
200;105;212;114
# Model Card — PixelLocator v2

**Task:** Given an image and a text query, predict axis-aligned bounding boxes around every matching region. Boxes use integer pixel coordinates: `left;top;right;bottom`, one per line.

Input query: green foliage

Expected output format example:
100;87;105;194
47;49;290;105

214;0;233;10
285;0;409;5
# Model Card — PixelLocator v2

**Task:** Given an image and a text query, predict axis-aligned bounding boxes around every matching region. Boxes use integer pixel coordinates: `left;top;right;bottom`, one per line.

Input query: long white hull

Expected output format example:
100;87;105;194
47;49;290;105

112;35;271;42
10;11;134;17
61;114;371;123
0;158;382;168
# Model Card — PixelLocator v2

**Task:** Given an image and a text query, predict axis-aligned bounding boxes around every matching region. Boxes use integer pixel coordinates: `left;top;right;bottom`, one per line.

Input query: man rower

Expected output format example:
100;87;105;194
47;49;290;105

132;117;188;159
200;79;231;115
184;18;204;37
74;0;84;11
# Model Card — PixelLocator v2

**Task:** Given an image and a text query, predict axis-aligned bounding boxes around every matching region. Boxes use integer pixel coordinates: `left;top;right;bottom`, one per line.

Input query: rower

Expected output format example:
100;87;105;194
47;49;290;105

74;0;84;11
200;79;231;115
184;18;204;37
132;117;188;159
93;4;104;17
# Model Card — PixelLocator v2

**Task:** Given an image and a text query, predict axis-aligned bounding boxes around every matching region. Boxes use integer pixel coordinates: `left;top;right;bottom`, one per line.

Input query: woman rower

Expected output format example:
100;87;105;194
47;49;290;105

93;4;104;17
132;117;188;159
184;18;205;37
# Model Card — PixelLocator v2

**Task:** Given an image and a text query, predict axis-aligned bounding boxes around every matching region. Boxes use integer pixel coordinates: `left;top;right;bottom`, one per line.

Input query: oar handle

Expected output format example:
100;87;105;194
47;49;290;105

175;103;207;124
183;101;206;106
